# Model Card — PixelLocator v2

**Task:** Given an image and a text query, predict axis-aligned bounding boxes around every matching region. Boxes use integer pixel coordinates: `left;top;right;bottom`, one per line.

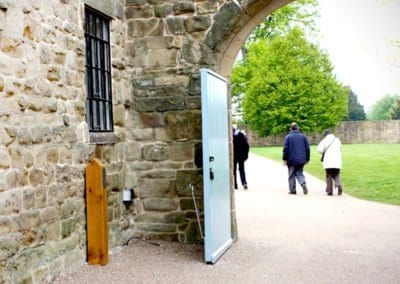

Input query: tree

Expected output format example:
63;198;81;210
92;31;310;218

247;0;318;45
367;95;400;120
342;89;366;121
232;27;348;136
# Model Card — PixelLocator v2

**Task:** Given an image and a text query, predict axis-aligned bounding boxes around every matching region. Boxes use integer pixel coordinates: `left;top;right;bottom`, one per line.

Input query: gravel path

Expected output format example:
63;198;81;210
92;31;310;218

54;154;400;283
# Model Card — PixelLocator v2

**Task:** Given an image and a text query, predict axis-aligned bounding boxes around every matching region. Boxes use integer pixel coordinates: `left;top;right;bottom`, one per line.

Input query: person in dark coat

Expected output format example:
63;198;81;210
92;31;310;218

233;127;249;190
282;122;310;194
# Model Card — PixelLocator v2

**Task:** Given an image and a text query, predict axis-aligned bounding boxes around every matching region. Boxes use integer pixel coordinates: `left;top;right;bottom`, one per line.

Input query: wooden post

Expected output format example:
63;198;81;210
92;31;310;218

85;158;108;265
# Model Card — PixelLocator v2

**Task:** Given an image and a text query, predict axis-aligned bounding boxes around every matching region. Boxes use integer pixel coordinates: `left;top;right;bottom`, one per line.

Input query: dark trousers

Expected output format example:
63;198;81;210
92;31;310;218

325;168;341;193
288;164;306;193
234;159;247;188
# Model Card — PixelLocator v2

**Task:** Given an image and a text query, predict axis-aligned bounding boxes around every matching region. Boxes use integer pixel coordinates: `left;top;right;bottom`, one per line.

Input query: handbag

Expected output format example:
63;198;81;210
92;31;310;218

320;137;336;162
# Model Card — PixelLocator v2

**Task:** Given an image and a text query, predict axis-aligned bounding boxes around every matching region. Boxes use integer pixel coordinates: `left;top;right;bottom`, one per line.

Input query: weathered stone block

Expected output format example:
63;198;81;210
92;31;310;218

55;165;71;184
127;19;163;37
126;0;147;5
0;146;10;168
127;161;153;171
22;188;35;210
136;223;176;233
0;216;20;234
19;211;41;230
164;211;185;224
29;168;44;186
196;1;218;14
140;112;165;128
185;96;201;110
0;234;21;261
135;97;185;112
135;212;163;223
0;189;22;215
214;0;242;30
148;49;177;67
166;17;185;35
145;36;175;49
47;184;64;206
173;2;194;15
176;170;203;197
35;186;47;209
5;169;25;189
61;217;77;238
166;110;201;140
154;4;173;18
139;178;175;198
143;198;177;211
40;207;58;223
113;104;125;127
182;38;202;64
17;128;32;145
140;169;176;179
168;141;193;161
47;66;62;81
125;142;142;161
126;6;154;18
184;15;211;33
46;148;59;164
142;143;168;161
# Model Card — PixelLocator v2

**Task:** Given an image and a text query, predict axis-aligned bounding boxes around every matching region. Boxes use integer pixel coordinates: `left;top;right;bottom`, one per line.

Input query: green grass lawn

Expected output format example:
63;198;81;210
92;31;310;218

251;144;400;206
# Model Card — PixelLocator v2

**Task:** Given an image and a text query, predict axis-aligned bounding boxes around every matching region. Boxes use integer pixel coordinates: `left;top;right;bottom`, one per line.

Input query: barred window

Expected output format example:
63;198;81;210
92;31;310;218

84;7;113;132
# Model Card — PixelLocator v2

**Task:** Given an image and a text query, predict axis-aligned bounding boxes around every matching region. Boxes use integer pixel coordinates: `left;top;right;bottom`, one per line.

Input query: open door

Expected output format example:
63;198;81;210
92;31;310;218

200;68;233;264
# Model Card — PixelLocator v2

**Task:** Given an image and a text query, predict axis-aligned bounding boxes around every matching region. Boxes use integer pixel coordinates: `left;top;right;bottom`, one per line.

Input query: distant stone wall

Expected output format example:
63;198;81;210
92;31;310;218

246;120;400;146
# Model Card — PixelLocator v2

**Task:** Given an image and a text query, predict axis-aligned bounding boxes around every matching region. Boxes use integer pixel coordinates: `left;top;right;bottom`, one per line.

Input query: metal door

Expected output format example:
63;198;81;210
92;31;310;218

201;68;232;264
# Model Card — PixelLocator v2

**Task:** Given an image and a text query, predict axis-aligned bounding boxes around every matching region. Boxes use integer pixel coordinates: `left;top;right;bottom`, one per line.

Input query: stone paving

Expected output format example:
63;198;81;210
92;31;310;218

54;153;400;283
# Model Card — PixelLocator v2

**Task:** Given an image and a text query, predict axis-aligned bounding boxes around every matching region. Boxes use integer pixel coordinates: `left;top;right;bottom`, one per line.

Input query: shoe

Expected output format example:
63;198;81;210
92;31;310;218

338;186;343;195
327;192;333;196
301;183;308;195
243;184;248;190
288;191;296;195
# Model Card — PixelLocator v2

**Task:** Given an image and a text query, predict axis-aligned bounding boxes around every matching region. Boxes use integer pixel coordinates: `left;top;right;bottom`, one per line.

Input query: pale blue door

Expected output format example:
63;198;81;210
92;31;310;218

200;68;232;264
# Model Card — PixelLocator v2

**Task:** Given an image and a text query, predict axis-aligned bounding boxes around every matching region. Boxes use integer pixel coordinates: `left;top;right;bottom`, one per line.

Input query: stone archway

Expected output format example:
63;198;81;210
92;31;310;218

0;0;296;281
201;0;293;240
206;0;293;76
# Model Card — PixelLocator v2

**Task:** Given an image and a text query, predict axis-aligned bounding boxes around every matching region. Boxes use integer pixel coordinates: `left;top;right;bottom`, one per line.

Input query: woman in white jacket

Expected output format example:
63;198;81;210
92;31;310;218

317;130;343;196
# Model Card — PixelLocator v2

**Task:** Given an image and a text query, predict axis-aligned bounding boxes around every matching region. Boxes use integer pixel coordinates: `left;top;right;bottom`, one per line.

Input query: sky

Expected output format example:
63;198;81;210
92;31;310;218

316;0;400;111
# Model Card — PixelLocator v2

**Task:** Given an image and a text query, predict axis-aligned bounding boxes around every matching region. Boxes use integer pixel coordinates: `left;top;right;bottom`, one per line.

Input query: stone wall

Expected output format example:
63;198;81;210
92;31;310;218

0;0;218;282
246;120;400;146
0;0;131;282
0;0;294;281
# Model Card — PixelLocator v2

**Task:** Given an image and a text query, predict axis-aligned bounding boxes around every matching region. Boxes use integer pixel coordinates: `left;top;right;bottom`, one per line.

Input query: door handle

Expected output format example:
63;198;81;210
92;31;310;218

210;168;214;180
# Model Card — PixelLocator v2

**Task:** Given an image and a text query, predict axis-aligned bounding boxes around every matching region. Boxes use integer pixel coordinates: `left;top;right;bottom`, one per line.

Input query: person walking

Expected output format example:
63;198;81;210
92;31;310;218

317;130;343;196
282;122;310;195
233;126;249;190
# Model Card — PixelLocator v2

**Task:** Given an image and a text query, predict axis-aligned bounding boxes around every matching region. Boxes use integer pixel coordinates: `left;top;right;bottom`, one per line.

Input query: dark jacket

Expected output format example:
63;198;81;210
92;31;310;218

282;130;310;166
233;130;249;162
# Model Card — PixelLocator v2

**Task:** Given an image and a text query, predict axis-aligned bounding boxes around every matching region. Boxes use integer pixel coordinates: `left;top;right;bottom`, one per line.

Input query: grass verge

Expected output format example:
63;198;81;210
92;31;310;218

251;144;400;206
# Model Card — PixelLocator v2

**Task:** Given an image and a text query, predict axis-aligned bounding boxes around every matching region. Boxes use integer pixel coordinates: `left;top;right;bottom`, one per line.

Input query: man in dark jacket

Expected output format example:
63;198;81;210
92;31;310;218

282;122;310;194
233;127;249;190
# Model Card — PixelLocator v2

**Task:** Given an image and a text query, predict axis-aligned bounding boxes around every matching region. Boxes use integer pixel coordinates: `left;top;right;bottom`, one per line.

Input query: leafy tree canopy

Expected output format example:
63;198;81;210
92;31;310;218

367;95;400;120
232;27;348;136
342;89;366;121
247;0;318;46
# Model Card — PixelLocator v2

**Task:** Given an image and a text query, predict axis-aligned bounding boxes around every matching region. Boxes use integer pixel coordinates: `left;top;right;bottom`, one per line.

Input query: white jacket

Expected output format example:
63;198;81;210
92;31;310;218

317;134;342;169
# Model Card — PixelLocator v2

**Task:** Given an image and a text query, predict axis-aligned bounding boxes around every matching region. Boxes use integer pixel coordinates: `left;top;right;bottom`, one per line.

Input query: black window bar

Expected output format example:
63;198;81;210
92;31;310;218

84;7;113;132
